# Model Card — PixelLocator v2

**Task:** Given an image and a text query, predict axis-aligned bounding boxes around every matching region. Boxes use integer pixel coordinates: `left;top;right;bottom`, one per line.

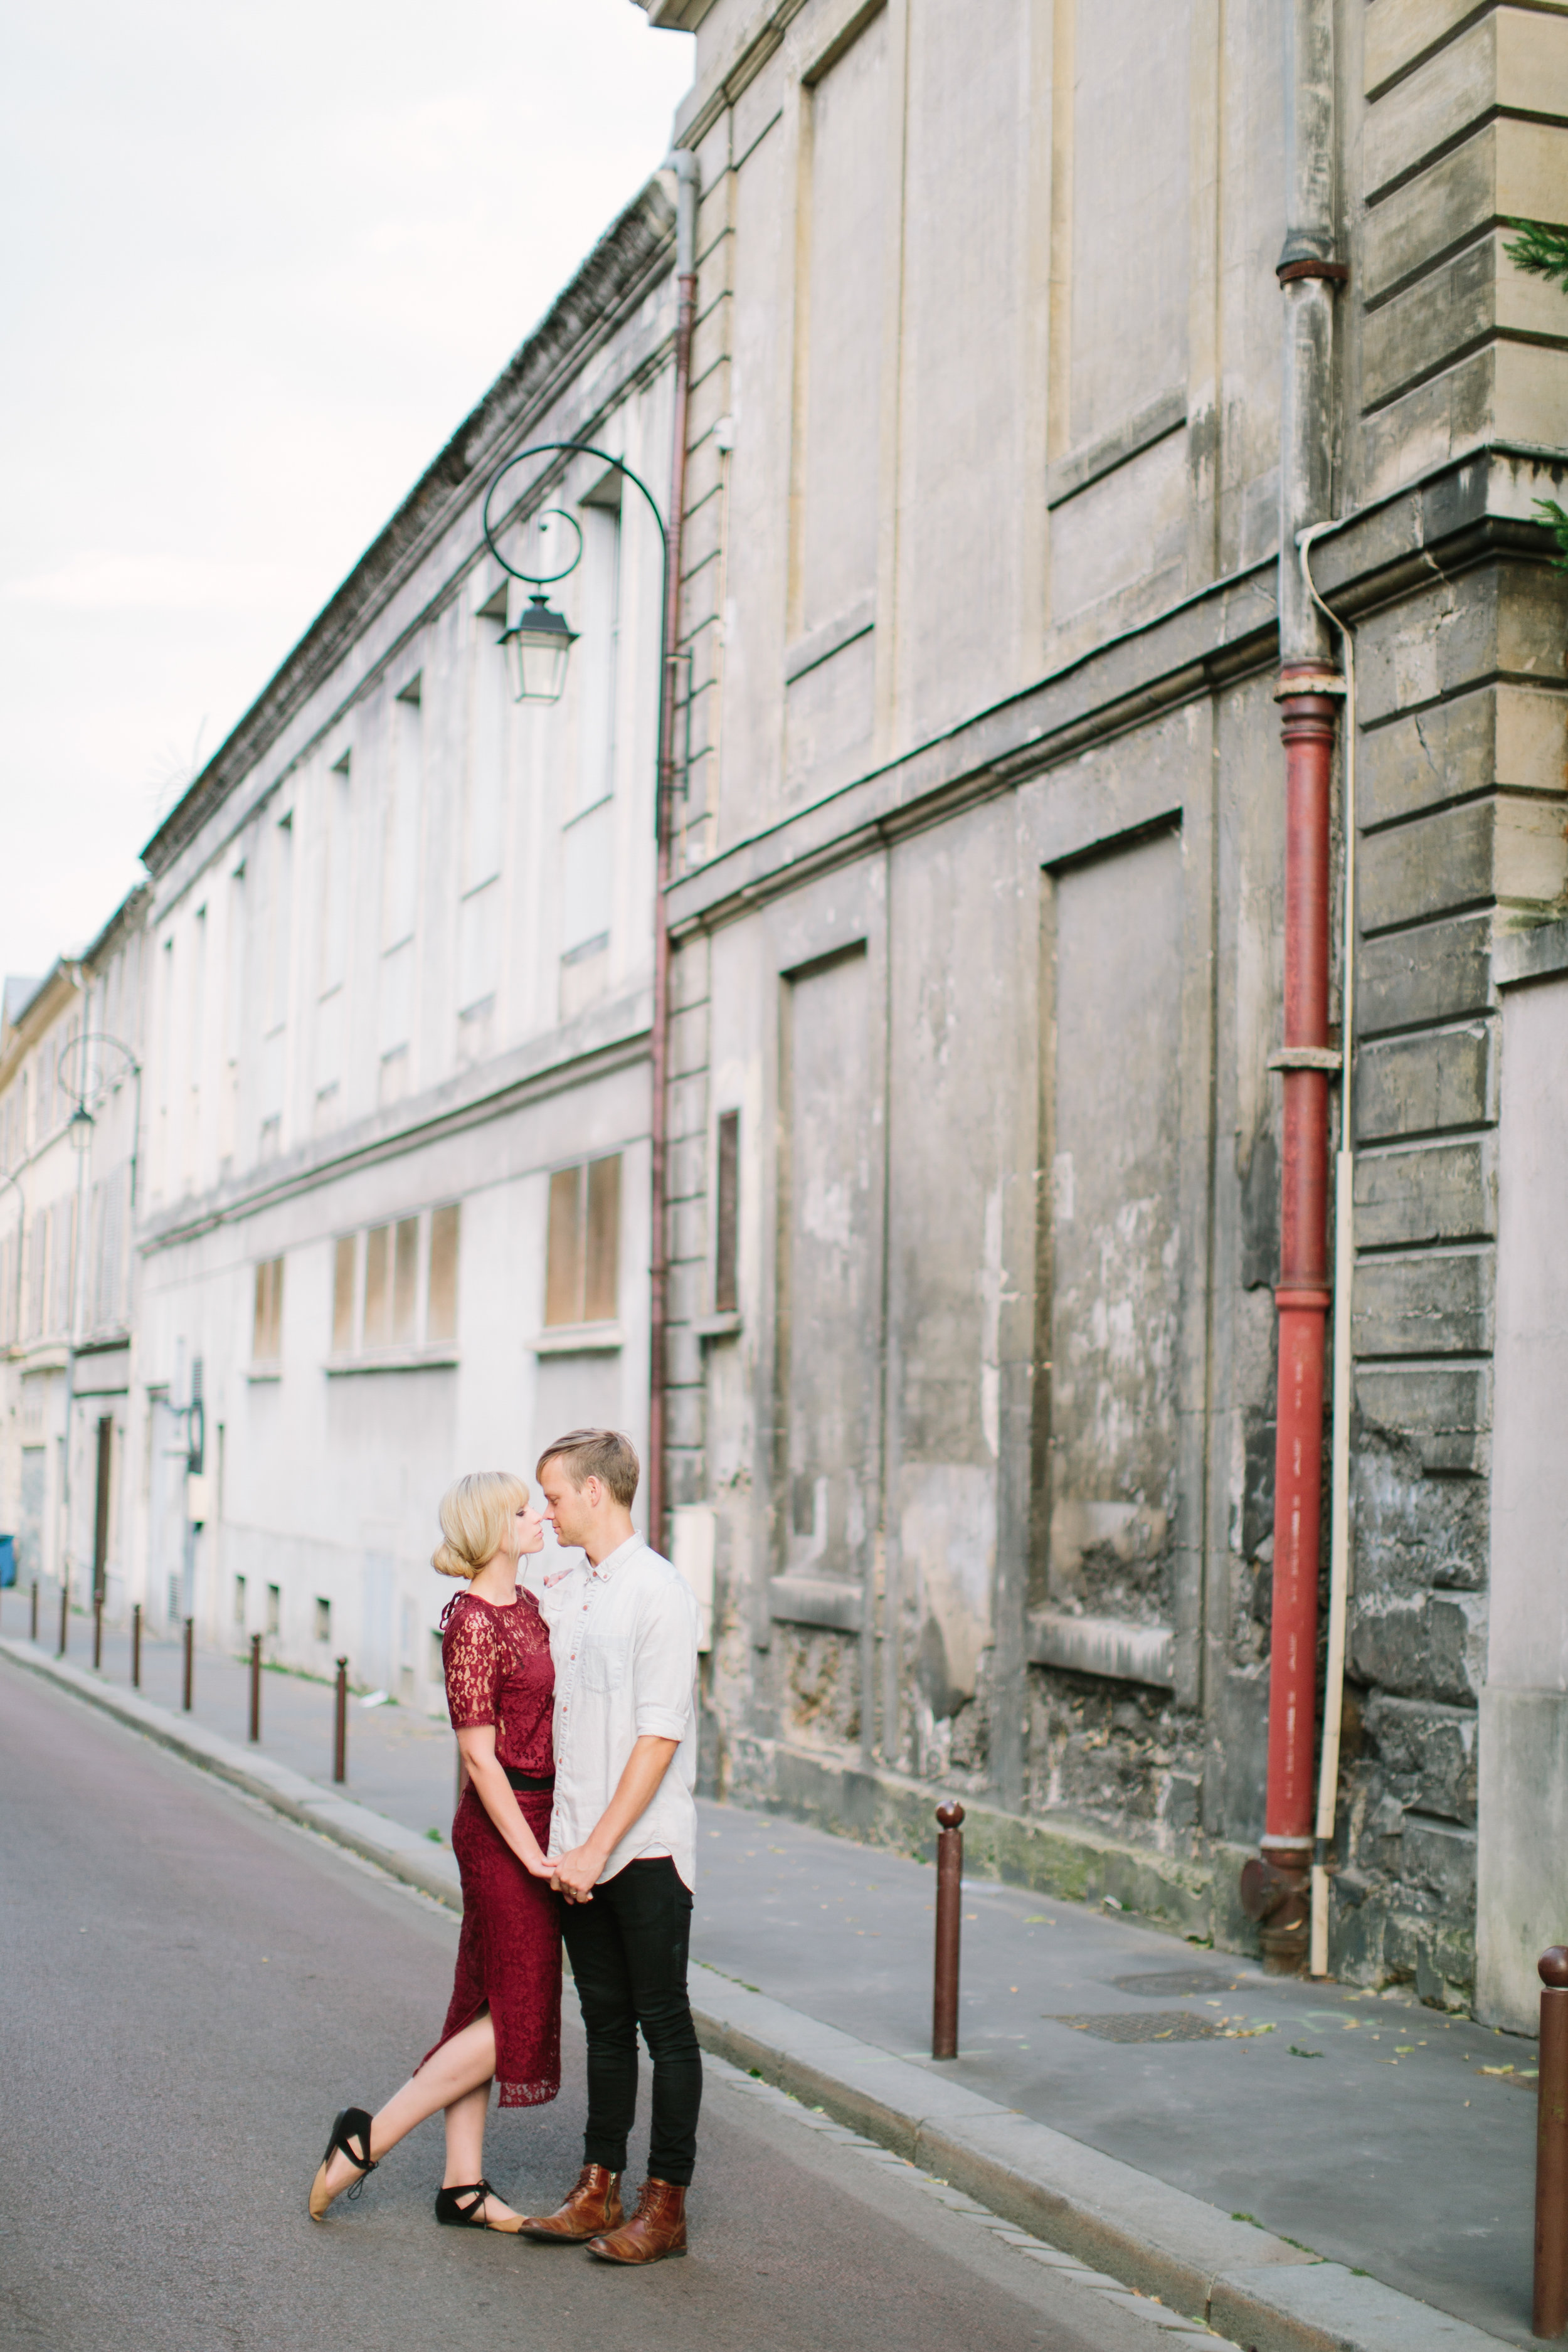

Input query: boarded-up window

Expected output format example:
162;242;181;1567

1039;825;1182;1621
363;1224;391;1346
1069;0;1190;449
393;1217;420;1341
334;1207;458;1356
428;1204;460;1340
253;1256;284;1361
331;1236;356;1353
715;1110;739;1313
798;8;888;638
781;948;877;1584
545;1154;622;1326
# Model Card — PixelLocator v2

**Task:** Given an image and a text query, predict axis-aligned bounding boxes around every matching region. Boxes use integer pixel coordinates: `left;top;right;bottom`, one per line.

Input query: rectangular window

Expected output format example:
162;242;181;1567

428;1203;460;1340
331;1205;460;1358
315;1596;331;1644
363;1224;391;1346
585;1154;620;1323
576;493;622;814
715;1110;739;1313
266;1583;281;1636
430;1628;445;1686
393;1216;420;1341
545;1153;621;1326
383;679;423;950
233;1574;247;1628
253;1256;283;1360
332;1235;357;1353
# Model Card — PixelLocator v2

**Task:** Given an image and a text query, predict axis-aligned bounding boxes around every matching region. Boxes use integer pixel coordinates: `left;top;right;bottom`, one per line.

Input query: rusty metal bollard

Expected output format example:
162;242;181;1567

58;1576;69;1659
93;1589;103;1671
933;1801;965;2060
183;1616;194;1712
29;1579;38;1642
249;1631;263;1743
1537;1948;1568;2338
334;1657;349;1784
130;1602;142;1688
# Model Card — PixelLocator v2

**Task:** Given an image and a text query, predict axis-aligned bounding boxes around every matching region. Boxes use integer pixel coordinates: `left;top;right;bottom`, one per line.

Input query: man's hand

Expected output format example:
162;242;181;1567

550;1843;606;1902
548;1737;680;1905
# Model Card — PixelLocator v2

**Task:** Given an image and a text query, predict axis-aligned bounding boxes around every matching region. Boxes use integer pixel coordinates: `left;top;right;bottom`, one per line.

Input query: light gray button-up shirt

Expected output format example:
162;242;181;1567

536;1534;700;1890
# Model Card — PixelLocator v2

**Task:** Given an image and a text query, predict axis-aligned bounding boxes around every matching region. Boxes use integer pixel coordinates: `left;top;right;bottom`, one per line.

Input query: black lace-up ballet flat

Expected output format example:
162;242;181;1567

309;2106;379;2220
435;2180;527;2233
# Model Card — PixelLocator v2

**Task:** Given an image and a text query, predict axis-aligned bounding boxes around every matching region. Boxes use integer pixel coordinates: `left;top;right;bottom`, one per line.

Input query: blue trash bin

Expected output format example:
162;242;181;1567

0;1535;15;1589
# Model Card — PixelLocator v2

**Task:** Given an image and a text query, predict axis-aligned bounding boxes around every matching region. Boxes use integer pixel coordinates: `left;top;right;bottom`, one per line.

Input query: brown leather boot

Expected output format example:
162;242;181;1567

517;2163;624;2242
586;2176;687;2264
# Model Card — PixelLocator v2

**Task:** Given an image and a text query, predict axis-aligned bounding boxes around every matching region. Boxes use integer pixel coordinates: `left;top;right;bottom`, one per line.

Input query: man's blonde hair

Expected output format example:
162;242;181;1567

432;1471;531;1581
535;1428;640;1508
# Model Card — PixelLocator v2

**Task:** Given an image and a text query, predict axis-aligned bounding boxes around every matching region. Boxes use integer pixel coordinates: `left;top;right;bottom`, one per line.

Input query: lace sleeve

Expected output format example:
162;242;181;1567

443;1599;499;1730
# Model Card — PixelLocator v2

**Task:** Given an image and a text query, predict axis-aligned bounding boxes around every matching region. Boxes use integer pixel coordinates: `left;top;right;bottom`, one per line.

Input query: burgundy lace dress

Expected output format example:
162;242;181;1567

418;1586;561;2107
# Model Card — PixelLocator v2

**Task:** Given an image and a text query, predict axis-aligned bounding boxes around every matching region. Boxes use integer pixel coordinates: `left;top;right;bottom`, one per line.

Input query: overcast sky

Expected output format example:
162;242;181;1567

0;0;695;985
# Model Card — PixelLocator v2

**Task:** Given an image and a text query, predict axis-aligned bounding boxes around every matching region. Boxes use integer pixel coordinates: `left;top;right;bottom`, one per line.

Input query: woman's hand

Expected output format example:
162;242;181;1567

457;1726;558;1882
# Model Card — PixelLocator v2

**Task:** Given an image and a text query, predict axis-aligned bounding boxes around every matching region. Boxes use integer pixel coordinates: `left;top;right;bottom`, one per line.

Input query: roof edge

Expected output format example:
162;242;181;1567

140;172;678;883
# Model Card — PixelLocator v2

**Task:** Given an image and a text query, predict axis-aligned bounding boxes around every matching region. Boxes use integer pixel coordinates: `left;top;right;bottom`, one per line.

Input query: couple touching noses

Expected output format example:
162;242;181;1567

308;1428;702;2267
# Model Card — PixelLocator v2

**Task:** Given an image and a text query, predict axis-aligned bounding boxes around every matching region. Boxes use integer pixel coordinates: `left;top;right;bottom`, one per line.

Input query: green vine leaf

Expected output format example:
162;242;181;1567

1503;218;1568;292
1534;498;1568;575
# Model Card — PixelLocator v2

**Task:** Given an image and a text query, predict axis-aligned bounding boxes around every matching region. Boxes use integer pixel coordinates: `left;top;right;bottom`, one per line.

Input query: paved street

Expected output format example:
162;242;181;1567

0;1663;1207;2352
0;1594;1540;2344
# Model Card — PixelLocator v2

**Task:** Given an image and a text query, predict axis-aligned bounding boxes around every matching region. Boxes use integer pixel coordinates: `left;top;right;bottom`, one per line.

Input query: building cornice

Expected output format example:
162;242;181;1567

136;987;654;1255
664;445;1567;941
140;178;679;883
665;558;1278;937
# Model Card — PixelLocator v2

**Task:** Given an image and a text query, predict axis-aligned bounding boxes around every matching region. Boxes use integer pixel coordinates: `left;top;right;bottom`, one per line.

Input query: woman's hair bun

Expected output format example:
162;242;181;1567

432;1471;531;1582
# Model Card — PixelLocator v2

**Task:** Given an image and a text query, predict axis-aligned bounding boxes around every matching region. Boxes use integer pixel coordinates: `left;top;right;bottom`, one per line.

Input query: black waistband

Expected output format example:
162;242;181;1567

503;1767;555;1792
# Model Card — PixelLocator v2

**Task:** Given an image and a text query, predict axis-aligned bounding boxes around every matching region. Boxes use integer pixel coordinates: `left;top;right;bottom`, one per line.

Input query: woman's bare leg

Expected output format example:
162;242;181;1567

442;2082;497;2186
317;2013;508;2208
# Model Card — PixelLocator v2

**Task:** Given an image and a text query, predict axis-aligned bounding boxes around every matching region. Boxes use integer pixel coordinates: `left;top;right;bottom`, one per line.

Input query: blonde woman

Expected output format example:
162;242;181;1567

308;1472;560;2232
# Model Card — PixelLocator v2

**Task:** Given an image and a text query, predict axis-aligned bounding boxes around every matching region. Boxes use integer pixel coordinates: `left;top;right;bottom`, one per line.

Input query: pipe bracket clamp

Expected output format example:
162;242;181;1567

1268;1046;1343;1072
1277;258;1350;284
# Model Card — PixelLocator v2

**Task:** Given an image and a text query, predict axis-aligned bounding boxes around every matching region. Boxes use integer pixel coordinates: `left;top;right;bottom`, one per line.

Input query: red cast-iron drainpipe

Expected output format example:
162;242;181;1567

1249;666;1342;1969
646;151;698;1555
1239;0;1348;1972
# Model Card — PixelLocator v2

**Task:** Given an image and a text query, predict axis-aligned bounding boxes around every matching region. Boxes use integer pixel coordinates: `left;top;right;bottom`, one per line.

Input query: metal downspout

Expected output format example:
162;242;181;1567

647;149;697;1553
1242;0;1348;1972
1299;523;1357;1980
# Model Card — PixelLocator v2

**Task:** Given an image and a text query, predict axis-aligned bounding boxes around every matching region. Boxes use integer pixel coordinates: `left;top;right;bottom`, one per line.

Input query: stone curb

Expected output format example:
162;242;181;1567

0;1638;465;1911
3;1639;1513;2352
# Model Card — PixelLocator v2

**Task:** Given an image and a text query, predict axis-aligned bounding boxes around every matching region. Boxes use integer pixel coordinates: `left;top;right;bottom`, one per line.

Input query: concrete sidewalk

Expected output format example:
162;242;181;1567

1;1620;1533;2351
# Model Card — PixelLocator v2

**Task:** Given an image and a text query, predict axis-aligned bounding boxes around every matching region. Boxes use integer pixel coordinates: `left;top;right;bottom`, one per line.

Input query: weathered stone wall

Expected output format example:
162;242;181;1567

649;0;1568;2007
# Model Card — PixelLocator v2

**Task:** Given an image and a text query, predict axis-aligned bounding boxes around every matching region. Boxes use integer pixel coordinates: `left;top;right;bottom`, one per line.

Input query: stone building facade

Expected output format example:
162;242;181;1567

5;0;1568;2015
637;0;1568;2015
0;903;146;1626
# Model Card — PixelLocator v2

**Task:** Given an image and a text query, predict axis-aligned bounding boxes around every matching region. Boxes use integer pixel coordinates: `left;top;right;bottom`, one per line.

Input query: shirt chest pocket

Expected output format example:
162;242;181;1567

578;1631;630;1695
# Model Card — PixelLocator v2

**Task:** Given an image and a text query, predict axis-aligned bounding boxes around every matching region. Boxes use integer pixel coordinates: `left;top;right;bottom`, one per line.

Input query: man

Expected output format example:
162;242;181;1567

520;1428;701;2265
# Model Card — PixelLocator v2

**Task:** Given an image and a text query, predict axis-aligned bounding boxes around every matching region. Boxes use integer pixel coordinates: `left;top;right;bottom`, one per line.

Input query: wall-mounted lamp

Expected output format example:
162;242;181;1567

501;588;579;707
481;445;667;714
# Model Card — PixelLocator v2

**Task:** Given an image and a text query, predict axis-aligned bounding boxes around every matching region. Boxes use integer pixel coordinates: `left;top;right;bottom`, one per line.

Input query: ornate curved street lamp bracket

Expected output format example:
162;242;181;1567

55;1030;143;1204
480;442;669;732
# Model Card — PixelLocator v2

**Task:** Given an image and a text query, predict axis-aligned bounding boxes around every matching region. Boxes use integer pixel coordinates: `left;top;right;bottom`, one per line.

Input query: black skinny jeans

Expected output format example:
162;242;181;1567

560;1857;702;2186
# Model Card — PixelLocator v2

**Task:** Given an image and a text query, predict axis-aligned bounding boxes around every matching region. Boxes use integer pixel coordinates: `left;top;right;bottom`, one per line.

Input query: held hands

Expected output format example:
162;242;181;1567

549;1843;605;1904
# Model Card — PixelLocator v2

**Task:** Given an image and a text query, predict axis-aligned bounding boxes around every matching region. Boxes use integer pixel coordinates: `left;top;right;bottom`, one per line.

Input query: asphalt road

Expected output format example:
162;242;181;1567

0;1665;1201;2352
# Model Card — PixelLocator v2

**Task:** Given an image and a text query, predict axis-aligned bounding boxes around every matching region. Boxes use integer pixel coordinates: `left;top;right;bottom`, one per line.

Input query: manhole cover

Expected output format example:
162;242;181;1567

1049;2010;1222;2043
1112;1969;1247;1997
